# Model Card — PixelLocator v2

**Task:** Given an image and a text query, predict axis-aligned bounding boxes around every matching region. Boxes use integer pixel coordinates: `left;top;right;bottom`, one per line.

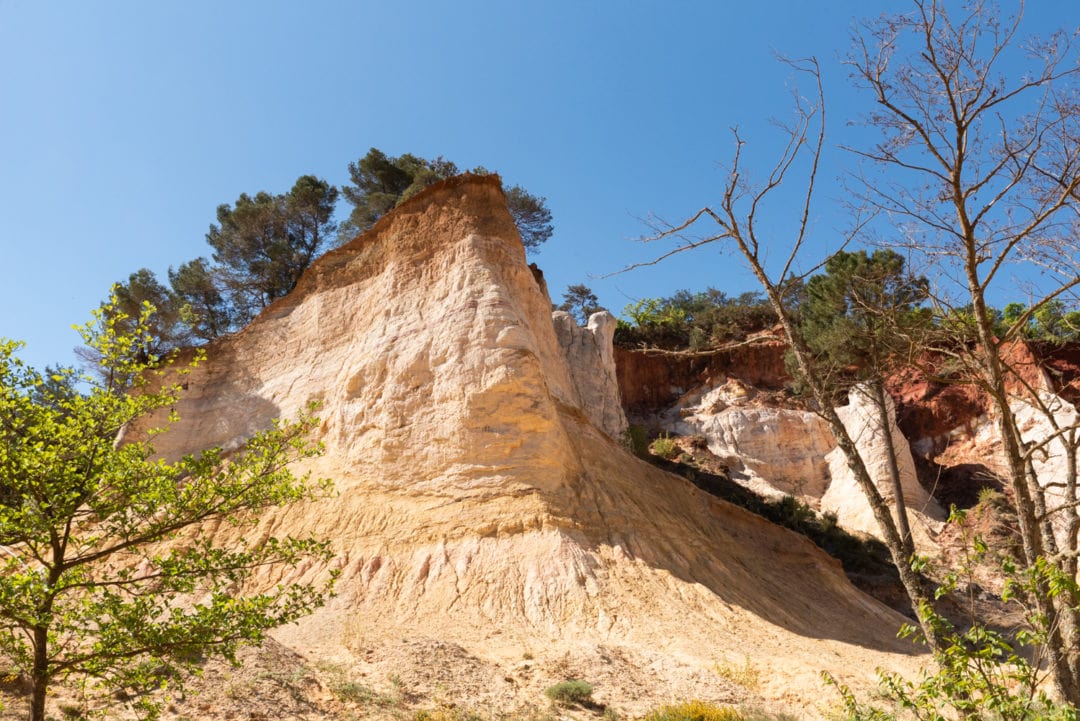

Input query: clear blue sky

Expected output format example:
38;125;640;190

0;1;1072;371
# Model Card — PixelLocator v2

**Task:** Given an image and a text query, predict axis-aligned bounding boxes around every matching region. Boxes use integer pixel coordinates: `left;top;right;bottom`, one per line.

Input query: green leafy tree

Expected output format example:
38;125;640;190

341;147;554;251
108;268;188;358
168;257;232;342
827;510;1079;721
558;284;604;325
79;270;188;383
799;249;932;549
0;301;336;721
207;175;339;324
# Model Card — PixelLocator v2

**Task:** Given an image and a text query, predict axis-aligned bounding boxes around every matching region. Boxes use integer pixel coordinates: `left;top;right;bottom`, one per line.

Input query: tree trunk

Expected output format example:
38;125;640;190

968;291;1080;702
29;625;48;721
870;380;914;556
759;279;941;650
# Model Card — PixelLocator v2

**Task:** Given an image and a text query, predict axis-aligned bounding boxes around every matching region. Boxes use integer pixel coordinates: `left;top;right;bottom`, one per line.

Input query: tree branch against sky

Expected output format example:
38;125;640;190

623;56;944;648
847;0;1080;699
2;3;1071;373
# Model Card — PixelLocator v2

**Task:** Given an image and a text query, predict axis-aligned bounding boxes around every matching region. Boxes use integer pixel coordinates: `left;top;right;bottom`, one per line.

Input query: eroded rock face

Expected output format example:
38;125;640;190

670;381;833;499
822;387;943;539
615;338;790;416
145;175;923;714
553;310;627;439
657;378;942;542
966;391;1080;547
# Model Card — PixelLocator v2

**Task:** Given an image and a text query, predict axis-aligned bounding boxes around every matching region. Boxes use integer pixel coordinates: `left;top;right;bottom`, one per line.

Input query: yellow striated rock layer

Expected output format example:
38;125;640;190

149;174;926;714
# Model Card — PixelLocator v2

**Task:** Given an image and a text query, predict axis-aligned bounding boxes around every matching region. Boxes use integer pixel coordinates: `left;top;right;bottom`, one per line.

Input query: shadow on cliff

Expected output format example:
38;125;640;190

150;341;285;462
541;409;922;656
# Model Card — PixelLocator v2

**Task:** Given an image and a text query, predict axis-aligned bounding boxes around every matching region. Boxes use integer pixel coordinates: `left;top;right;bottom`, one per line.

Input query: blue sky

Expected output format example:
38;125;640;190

0;1;1073;371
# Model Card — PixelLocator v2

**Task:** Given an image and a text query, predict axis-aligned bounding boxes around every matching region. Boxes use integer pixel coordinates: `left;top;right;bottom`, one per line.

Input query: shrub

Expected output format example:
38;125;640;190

713;655;761;691
544;679;593;706
641;700;745;721
615;288;780;350
649;434;680;460
622;425;650;458
414;708;485;721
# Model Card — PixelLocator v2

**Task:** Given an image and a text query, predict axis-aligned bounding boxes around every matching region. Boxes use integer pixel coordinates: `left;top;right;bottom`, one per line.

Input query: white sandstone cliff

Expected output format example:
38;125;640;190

822;386;944;539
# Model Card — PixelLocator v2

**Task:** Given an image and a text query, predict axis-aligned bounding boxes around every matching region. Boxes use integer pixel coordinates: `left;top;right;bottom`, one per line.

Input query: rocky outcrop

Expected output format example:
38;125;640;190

670;381;834;499
822;387;943;539
615;338;790;416
145;175;924;714
553;310;627;439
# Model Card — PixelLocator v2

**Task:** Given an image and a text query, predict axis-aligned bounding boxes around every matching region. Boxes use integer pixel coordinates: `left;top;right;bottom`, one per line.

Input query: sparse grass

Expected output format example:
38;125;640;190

976;486;1006;508
318;662;403;707
59;703;85;720
415;704;555;721
544;679;594;706
641;700;745;721
332;680;381;704
649;433;680;460
414;706;486;721
713;655;761;691
740;706;800;721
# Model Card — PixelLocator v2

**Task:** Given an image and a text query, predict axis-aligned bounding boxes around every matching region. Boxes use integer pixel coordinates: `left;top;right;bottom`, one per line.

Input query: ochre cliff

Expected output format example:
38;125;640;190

148;175;925;715
614;338;790;416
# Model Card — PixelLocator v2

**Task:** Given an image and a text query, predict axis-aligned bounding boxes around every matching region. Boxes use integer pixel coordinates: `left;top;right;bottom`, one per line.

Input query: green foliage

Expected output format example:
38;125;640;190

207;174;339;324
102;150;550;360
341;147;553;251
106;268;189;358
168;257;232;342
622;425;650;458
615;289;778;349
640;700;745;721
713;656;761;691
975;486;1006;509
0;301;336;720
825;509;1080;721
645;442;896;581
996;300;1080;343
503;183;553;250
558;284;604;326
414;708;487;721
649;433;680;460
798;249;930;388
625;297;687;329
341;148;444;233
544;679;593;706
95;173;339;357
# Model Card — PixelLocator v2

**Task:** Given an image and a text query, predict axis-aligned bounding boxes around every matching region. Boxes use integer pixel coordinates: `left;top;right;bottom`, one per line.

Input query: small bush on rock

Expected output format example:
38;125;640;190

649;434;680;460
641;700;745;721
544;679;593;706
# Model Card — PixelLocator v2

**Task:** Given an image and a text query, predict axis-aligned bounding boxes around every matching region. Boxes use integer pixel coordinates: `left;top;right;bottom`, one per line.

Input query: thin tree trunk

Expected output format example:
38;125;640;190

968;292;1080;701
870;380;914;555
758;278;941;650
30;626;48;721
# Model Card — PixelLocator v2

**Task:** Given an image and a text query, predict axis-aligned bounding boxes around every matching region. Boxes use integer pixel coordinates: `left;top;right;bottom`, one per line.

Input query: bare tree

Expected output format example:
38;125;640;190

847;0;1080;700
623;57;943;649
